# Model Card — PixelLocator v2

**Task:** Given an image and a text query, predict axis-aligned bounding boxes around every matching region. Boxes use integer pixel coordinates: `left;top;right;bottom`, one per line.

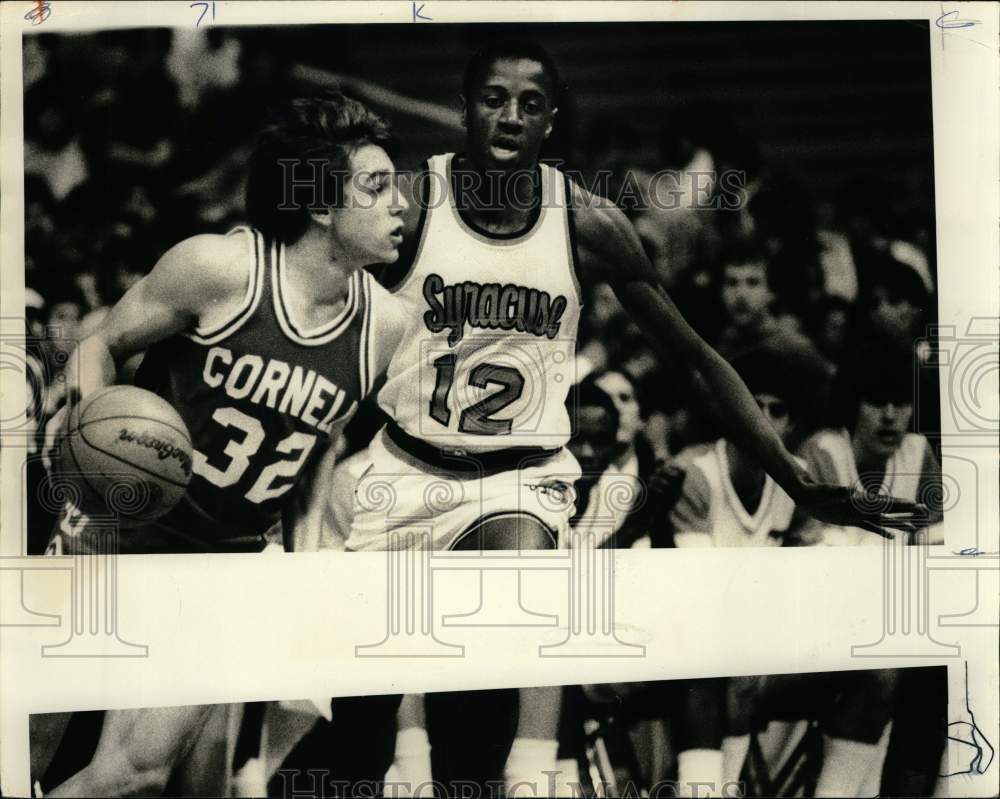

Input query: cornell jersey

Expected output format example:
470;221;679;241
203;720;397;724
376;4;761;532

134;226;381;541
377;153;582;453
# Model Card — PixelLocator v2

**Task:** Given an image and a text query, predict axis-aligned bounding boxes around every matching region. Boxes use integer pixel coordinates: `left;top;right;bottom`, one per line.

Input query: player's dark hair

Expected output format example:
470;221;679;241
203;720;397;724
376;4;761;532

831;331;915;432
567;373;620;438
462;37;561;106
732;340;829;428
245;92;397;245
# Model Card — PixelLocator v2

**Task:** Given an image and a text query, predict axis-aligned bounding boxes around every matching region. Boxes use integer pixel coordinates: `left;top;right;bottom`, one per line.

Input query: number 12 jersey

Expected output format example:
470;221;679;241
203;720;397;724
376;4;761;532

377;154;583;454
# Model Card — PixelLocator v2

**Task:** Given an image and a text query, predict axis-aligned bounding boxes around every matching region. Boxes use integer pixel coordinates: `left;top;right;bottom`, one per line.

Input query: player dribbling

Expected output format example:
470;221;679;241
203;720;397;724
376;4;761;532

38;93;410;797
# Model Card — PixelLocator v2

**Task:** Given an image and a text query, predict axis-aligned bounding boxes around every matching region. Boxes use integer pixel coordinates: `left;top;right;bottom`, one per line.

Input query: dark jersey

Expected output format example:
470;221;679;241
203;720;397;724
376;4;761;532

134;227;377;543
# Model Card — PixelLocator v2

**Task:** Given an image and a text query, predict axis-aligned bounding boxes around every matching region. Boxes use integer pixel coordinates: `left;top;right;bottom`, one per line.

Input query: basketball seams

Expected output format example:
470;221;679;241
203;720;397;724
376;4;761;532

67;426;107;510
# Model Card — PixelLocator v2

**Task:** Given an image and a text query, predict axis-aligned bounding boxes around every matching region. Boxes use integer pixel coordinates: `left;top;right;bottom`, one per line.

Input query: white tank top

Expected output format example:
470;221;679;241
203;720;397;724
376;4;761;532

378;154;582;453
672;440;797;547
804;429;929;546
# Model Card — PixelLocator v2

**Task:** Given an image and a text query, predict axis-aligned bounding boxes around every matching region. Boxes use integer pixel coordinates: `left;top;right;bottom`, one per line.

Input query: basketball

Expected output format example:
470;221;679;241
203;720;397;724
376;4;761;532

58;386;193;521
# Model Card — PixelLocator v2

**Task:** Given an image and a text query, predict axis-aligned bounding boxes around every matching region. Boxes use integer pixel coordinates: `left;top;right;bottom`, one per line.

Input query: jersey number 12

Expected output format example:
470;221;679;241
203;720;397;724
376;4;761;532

429;354;525;435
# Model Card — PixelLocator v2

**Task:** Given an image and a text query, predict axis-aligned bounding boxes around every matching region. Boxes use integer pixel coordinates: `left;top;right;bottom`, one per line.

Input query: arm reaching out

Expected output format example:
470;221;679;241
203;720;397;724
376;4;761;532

570;184;924;536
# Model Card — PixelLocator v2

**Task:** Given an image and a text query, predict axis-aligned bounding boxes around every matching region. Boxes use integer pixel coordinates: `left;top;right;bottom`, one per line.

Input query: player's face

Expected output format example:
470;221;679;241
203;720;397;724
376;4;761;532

854;398;913;460
721;262;772;330
596;371;642;446
463;57;556;171
754;392;791;440
330;144;407;265
569;406;619;475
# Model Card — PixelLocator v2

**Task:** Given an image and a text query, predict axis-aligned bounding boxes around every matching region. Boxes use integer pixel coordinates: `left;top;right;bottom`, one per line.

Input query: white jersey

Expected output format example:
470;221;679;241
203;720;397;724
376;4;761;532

378;153;582;453
801;428;934;546
670;440;798;547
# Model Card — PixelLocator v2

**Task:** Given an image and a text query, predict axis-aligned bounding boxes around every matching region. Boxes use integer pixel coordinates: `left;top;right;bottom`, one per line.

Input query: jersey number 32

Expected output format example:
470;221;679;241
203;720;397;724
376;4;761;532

192;406;316;503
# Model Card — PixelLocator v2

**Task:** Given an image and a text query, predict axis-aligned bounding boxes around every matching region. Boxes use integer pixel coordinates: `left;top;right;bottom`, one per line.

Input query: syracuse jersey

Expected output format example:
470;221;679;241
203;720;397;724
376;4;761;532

669;440;798;548
131;226;380;546
377;153;583;453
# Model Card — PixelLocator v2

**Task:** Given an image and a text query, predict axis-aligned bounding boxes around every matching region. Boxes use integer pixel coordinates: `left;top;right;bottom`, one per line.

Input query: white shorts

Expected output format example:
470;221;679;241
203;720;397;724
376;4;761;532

345;428;581;551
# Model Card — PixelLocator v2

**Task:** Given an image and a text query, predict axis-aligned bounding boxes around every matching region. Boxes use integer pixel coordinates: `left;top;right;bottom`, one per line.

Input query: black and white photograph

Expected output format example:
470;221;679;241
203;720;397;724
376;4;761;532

29;666;950;798
2;3;998;799
19;18;945;556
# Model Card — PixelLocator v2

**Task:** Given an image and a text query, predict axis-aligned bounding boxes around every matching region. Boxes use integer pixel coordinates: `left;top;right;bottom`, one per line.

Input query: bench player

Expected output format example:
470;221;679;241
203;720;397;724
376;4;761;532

669;344;823;549
801;333;943;545
39;93;409;796
343;37;925;797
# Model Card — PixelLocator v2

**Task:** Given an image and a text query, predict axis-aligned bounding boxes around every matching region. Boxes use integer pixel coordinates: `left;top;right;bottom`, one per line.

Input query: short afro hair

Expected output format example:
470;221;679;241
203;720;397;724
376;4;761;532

462;37;561;106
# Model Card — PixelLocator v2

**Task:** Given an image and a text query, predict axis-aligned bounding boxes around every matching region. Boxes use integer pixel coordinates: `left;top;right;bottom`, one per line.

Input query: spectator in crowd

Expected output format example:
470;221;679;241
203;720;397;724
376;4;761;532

714;244;819;362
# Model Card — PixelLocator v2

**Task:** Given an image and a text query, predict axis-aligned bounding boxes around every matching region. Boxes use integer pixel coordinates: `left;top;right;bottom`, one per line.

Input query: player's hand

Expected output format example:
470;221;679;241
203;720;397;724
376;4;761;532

644;458;685;515
41;385;79;475
793;476;929;539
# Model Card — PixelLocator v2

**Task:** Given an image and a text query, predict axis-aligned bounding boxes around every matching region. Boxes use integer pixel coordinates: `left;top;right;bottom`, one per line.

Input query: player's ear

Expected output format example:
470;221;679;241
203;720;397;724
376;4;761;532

310;209;333;228
544;107;558;140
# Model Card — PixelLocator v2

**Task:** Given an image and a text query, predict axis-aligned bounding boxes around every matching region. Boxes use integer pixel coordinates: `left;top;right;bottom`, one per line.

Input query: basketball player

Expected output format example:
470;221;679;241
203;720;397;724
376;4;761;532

669;345;822;549
45;92;409;555
350;37;923;554
665;345;819;797
39;93;410;797
800;333;943;545
342;37;924;796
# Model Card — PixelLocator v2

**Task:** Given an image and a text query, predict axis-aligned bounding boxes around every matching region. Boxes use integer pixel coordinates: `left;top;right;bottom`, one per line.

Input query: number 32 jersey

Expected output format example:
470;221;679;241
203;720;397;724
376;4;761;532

377;154;583;453
135;227;383;540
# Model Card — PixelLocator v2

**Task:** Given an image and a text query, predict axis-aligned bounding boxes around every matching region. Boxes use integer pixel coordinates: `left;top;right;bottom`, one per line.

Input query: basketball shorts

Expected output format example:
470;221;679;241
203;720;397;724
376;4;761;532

345;427;581;552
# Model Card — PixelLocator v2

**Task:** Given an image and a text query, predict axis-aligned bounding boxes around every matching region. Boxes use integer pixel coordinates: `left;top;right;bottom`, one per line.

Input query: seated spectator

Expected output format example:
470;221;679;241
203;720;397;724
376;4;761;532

808;294;855;371
864;253;932;347
714;244;817;362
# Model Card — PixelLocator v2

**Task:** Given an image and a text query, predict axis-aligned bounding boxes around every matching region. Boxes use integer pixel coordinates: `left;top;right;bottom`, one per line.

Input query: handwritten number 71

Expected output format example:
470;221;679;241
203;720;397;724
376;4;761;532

191;0;216;27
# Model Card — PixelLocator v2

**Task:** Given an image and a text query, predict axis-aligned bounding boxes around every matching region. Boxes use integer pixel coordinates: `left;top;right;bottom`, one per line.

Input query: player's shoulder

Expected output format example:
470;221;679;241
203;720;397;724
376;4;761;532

565;177;649;284
566;178;626;242
674;440;715;469
157;230;251;294
899;432;933;464
801;427;850;458
673;441;717;490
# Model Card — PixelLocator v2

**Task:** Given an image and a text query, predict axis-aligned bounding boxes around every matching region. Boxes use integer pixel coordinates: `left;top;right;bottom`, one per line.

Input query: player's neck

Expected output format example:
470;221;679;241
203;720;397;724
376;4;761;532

453;153;540;234
851;438;889;479
284;228;353;306
725;440;766;510
610;443;635;471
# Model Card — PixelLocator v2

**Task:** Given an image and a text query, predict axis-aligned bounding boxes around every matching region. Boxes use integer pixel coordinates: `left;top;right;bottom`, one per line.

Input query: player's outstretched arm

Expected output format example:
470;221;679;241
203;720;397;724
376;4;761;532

569;185;924;536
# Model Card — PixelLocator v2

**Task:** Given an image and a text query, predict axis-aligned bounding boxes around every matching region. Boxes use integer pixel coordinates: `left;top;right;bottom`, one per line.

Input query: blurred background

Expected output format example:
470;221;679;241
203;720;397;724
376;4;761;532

22;19;940;464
